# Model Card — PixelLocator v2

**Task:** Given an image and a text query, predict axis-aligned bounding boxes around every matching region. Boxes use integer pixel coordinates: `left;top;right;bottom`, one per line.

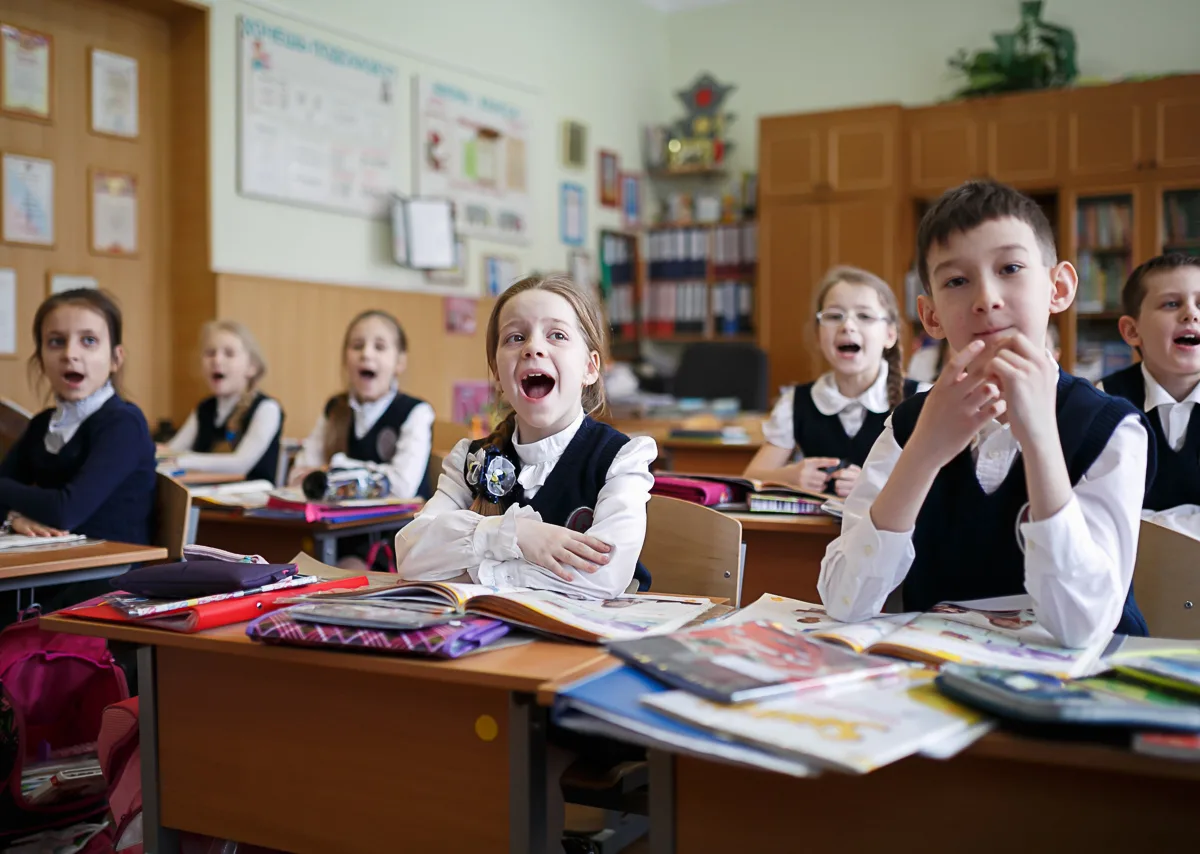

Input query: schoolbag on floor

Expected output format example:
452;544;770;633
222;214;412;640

0;615;128;842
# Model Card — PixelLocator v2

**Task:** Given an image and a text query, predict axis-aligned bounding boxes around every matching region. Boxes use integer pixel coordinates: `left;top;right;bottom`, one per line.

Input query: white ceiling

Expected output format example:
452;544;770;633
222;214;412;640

638;0;741;13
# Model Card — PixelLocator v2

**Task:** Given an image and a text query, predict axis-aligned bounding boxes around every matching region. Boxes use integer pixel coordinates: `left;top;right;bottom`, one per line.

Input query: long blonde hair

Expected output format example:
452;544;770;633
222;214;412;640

470;275;608;516
201;320;268;388
813;265;905;409
324;310;408;461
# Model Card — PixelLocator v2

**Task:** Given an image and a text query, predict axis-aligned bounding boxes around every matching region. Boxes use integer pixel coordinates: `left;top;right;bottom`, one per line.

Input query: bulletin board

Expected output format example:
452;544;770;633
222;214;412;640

238;15;400;218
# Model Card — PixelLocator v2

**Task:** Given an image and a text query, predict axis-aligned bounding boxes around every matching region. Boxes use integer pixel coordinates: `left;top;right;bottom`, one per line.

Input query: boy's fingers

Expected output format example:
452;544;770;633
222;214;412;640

940;339;986;381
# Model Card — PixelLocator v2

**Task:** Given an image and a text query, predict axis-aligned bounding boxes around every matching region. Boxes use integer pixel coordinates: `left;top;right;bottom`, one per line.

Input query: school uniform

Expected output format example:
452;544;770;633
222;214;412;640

166;392;284;483
395;410;657;601
819;371;1154;646
1100;363;1200;511
762;365;922;466
297;386;435;500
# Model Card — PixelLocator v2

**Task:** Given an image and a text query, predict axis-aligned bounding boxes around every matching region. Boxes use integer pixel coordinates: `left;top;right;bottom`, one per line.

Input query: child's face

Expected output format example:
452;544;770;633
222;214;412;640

494;289;600;443
40;305;122;402
202;330;256;398
345;316;405;402
817;281;897;379
918;217;1075;355
1119;268;1200;381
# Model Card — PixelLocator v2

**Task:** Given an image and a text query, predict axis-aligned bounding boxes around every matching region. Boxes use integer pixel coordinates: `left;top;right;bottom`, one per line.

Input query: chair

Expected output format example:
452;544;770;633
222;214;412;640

433;419;473;453
641;495;744;606
671;342;770;412
275;437;303;486
154;473;193;560
1133;519;1200;639
0;397;31;458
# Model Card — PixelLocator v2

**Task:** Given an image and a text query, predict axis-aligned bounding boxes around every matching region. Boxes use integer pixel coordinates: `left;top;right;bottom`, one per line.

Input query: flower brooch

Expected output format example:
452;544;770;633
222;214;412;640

465;446;518;503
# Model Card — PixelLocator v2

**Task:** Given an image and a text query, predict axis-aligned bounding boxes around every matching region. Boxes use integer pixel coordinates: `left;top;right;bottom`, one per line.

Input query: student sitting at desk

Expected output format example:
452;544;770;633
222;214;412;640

819;180;1154;646
159;320;284;482
396;275;657;599
744;266;923;497
1100;253;1200;510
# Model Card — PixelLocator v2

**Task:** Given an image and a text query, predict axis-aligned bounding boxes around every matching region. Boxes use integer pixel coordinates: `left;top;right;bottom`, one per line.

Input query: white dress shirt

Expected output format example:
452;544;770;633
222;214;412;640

1099;365;1200;453
395;409;658;600
46;381;115;454
818;395;1149;649
297;387;434;499
166;395;283;476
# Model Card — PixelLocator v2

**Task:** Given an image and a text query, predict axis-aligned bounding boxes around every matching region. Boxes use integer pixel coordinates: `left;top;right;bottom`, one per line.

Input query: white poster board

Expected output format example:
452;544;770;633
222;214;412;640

238;16;399;218
414;76;531;245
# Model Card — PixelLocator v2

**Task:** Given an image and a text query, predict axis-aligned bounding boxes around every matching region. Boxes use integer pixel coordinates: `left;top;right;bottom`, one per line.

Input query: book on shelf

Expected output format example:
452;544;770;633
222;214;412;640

607;619;909;703
287;581;718;643
1077;200;1132;250
1163;191;1200;246
647;227;708;280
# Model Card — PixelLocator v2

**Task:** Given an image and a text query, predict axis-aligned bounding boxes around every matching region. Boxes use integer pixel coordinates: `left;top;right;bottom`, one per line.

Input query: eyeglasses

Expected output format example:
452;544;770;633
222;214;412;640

815;310;891;327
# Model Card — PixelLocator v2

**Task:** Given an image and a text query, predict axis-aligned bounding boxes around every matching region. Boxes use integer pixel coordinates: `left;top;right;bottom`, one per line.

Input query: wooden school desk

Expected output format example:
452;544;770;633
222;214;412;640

646;732;1200;852
0;541;168;594
658;440;760;476
194;508;415;564
42;613;611;854
174;471;244;487
722;513;840;604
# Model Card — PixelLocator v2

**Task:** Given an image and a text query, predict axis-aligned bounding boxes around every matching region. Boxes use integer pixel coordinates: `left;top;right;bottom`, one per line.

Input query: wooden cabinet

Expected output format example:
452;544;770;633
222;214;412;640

1064;84;1144;180
906;103;982;194
1141;76;1200;174
983;90;1061;187
760;201;824;391
761;106;900;198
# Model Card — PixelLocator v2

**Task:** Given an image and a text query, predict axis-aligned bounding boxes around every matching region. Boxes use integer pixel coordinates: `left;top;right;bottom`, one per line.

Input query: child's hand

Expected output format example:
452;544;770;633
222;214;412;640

782;457;840;493
515;518;612;582
11;514;68;538
908;340;1004;469
987;331;1060;450
832;464;861;498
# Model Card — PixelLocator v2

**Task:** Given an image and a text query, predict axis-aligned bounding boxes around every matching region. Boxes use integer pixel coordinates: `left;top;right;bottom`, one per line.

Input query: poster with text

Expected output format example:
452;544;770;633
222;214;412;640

414;76;530;245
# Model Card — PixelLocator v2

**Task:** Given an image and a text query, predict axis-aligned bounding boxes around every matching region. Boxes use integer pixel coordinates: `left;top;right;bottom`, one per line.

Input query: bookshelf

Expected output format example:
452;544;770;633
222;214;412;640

1162;189;1200;256
599;229;640;357
1069;192;1137;381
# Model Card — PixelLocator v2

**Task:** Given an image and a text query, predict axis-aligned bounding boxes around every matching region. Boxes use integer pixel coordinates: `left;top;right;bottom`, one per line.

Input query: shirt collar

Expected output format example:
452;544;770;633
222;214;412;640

512;409;586;465
49;381;115;433
1141;363;1200;411
811;363;890;416
350;384;398;419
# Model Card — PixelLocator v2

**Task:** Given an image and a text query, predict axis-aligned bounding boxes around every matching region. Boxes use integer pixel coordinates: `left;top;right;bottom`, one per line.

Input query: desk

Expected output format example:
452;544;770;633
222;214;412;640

43;613;609;854
0;541;168;593
195;509;415;564
723;513;840;604
647;732;1200;852
175;471;243;487
658;440;760;476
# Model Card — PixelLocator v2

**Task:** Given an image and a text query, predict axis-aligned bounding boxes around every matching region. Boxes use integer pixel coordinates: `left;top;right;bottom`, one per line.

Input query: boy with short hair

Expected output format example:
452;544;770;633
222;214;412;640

819;180;1154;646
1100;253;1200;510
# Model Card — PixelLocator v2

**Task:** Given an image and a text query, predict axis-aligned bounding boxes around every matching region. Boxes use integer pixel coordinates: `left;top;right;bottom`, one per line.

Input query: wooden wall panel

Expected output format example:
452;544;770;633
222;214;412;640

215;274;493;438
0;0;170;418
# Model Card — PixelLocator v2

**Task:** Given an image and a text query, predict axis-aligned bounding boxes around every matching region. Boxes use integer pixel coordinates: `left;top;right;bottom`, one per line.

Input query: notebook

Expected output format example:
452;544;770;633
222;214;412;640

0;533;87;551
1107;650;1200;698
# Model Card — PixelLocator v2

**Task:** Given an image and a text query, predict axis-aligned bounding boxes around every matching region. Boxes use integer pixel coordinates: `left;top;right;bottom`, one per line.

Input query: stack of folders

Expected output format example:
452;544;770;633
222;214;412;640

747;493;825;515
600;232;637;341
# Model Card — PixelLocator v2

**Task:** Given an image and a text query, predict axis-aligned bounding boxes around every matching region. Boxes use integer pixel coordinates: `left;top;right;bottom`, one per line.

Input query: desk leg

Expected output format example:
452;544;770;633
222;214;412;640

509;693;554;854
137;646;180;854
317;533;337;565
648;750;675;854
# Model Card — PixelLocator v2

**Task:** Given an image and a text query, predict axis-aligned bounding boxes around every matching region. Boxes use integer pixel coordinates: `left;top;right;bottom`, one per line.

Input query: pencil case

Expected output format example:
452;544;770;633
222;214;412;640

112;561;298;598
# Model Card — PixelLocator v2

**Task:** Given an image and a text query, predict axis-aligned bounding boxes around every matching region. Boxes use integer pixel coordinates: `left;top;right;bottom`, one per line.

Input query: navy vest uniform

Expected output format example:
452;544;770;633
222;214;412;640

1101;364;1200;511
465;417;651;591
324;392;432;499
792;378;920;465
193;392;283;484
890;372;1153;637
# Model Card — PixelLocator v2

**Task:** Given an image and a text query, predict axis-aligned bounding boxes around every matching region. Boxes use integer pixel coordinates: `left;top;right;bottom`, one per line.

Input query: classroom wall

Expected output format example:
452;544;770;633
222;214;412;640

665;0;1200;173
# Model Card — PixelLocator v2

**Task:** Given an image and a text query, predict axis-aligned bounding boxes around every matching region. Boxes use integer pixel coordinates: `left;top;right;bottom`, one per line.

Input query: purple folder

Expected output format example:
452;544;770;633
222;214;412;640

113;561;298;598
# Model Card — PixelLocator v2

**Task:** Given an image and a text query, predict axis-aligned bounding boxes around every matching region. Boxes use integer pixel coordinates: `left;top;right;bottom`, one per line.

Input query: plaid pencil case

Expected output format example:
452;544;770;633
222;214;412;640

245;609;511;659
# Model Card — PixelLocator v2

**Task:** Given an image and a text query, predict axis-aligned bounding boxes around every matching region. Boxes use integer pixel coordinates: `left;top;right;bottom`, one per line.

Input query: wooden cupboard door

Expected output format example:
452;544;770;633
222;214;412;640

907;104;982;193
1143;76;1200;173
760;115;824;197
984;92;1061;186
826;107;900;194
1064;85;1144;179
825;198;898;288
760;201;825;391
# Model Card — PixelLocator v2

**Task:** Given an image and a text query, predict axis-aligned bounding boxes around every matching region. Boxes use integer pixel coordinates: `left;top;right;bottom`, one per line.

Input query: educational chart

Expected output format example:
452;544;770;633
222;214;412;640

414;76;531;245
238;16;399;218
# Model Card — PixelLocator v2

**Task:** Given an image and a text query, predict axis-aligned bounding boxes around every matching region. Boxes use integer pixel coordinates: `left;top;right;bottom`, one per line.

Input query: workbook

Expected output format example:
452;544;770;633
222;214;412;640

669;473;842;509
288;582;716;643
0;533;87;551
1107;650;1200;697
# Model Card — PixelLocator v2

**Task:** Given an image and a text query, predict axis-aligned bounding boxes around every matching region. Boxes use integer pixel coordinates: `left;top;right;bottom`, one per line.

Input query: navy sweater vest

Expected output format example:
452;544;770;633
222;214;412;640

793;378;920;465
193;392;283;483
467;417;651;591
0;396;156;544
891;373;1152;637
1101;364;1200;511
324;393;431;499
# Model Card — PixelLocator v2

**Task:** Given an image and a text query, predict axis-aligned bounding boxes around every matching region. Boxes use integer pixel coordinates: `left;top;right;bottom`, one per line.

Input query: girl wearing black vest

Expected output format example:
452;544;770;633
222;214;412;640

395;275;657;600
161;321;283;483
291;310;434;501
745;266;923;497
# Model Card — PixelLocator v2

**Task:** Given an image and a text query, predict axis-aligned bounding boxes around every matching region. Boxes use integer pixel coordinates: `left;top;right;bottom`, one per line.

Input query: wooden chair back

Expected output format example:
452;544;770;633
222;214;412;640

640;495;744;605
0;397;31;458
1133;519;1200;639
433;419;473;454
155;473;193;560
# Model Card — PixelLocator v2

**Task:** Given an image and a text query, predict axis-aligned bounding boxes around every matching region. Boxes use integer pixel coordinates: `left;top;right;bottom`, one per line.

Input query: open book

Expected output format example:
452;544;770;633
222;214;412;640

288;581;717;644
670;473;845;516
724;593;1109;678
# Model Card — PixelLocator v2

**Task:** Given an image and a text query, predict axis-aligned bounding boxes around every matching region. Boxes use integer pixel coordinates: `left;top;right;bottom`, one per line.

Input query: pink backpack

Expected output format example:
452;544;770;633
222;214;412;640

0;614;128;842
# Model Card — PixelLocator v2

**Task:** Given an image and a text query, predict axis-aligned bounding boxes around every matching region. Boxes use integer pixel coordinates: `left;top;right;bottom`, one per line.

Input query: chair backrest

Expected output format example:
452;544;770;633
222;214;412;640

640;495;744;605
672;342;770;412
154;473;192;560
1133;519;1200;639
0;398;31;459
433;419;473;453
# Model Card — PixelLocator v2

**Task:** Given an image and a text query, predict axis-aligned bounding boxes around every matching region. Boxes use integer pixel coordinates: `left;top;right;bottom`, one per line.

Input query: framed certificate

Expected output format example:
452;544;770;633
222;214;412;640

89;168;138;257
1;23;52;123
89;48;139;139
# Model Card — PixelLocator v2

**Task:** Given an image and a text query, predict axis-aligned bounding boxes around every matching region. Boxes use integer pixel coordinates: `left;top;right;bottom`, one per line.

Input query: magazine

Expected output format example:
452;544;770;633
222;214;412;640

721;594;917;652
1107;650;1200;697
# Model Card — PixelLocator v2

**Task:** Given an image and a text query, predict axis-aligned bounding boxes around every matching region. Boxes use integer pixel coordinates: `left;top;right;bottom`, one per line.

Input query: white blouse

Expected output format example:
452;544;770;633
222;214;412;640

166;395;283;476
762;365;912;453
395;410;658;600
1099;364;1200;453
